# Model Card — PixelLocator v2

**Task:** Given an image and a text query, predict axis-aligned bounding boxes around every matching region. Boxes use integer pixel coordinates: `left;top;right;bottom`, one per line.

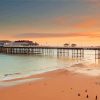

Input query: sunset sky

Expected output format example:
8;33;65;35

0;0;100;46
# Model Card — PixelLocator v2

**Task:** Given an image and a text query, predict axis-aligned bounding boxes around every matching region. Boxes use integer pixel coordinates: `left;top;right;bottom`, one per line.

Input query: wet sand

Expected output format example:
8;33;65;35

0;69;100;100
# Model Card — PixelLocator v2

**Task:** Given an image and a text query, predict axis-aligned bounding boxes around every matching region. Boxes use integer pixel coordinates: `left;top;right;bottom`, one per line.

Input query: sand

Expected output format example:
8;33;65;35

0;69;100;100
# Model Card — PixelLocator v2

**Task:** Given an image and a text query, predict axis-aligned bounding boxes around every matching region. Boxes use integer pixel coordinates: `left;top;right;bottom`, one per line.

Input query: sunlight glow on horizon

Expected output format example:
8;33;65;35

0;0;100;46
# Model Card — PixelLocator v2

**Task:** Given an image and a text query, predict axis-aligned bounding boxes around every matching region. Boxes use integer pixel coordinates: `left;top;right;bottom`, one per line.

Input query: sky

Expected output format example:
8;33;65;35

0;0;100;46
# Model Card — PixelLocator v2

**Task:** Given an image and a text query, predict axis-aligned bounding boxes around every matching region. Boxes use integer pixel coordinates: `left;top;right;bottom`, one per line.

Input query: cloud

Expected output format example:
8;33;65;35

14;32;97;38
84;0;100;6
73;17;100;29
86;0;100;3
52;16;100;30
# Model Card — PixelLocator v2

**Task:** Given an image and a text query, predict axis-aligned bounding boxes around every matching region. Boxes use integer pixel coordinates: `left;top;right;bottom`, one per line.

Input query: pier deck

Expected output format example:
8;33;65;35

0;46;100;59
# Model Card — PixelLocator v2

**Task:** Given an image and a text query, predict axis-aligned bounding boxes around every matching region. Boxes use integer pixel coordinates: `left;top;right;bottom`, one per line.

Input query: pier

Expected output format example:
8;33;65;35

0;46;100;59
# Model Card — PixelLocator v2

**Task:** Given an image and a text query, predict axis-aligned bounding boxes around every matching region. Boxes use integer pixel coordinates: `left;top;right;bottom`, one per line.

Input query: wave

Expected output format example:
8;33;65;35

0;65;61;82
0;78;42;87
65;63;100;76
70;63;87;68
1;62;100;82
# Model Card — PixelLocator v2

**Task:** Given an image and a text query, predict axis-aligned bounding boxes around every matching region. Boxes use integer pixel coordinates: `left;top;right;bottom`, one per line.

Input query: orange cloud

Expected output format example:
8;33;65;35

84;0;100;7
13;32;100;39
73;17;100;29
86;0;100;3
14;33;85;38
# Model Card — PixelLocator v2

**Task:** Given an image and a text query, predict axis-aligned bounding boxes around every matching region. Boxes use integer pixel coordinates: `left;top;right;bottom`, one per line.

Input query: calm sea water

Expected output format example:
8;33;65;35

0;50;100;84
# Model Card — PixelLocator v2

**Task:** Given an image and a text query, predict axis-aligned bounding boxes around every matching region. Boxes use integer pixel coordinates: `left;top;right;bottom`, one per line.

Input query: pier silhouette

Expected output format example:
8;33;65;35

0;46;100;59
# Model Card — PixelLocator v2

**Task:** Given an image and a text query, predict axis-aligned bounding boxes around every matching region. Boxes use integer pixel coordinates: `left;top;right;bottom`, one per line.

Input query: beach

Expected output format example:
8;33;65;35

0;0;100;99
0;69;100;100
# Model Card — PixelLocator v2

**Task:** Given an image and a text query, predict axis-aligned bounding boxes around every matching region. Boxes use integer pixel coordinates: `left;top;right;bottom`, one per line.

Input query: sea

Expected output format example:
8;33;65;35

0;50;100;87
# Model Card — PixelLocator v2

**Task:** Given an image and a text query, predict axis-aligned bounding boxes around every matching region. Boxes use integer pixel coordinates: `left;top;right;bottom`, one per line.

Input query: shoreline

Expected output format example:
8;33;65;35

0;68;100;100
0;67;96;86
1;62;100;83
0;68;62;83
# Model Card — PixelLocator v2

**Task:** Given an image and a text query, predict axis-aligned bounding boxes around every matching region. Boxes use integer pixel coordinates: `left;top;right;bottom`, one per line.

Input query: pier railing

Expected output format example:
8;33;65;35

0;46;100;59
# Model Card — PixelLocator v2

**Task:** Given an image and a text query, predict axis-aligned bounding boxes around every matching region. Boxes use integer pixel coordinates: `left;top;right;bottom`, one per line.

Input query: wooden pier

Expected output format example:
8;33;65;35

0;46;100;59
